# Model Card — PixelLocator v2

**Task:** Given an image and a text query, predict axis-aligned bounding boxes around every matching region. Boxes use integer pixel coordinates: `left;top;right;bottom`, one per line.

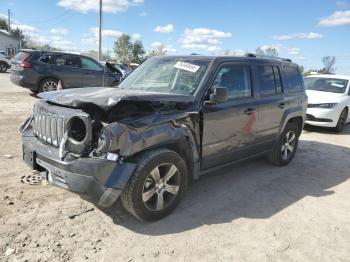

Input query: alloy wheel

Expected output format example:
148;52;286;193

281;131;296;161
42;81;58;91
142;163;180;211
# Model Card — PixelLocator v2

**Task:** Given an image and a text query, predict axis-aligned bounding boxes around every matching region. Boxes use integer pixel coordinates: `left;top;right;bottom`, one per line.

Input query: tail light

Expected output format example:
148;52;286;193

19;54;31;68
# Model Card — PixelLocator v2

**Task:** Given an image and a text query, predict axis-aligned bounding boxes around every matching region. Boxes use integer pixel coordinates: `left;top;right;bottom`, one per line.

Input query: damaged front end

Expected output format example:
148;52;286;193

21;88;199;207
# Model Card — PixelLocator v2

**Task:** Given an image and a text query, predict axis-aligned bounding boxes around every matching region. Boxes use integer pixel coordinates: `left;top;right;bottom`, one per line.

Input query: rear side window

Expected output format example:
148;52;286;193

53;55;82;68
40;54;54;64
257;65;283;96
14;52;29;61
284;66;303;93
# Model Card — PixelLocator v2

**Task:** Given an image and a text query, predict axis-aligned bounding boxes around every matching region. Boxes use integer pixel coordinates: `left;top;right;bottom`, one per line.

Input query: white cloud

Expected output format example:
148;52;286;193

273;32;323;41
82;27;124;45
12;24;38;33
180;27;232;51
151;41;162;48
154;24;174;33
81;38;95;44
132;33;142;40
139;11;147;16
318;10;350;26
50;28;68;35
57;0;142;14
260;45;300;55
51;36;63;41
90;27;123;38
207;46;222;52
150;42;176;53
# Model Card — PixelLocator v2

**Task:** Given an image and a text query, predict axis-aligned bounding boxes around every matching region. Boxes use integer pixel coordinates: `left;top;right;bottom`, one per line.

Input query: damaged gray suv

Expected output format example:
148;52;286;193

20;55;307;221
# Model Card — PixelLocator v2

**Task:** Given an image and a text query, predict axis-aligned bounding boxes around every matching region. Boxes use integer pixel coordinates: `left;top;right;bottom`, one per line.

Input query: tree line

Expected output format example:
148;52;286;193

0;18;338;73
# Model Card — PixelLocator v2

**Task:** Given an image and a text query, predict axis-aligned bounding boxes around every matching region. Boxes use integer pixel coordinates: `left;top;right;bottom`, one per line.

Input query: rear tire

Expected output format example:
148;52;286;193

121;149;188;221
267;122;300;166
39;78;58;92
334;108;348;133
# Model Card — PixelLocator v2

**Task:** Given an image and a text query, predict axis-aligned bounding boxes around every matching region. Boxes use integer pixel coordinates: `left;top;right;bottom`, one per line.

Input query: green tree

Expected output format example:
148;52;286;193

255;46;278;57
131;40;145;63
0;18;7;30
114;34;132;63
255;47;265;56
265;47;278;57
320;56;336;74
10;28;27;47
147;45;167;58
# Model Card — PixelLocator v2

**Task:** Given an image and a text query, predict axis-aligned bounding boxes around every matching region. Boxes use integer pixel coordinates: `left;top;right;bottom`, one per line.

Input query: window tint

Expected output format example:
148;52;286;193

81;57;103;71
257;66;275;96
284;66;303;93
40;54;54;64
14;52;29;61
273;66;282;93
213;65;252;99
54;55;82;68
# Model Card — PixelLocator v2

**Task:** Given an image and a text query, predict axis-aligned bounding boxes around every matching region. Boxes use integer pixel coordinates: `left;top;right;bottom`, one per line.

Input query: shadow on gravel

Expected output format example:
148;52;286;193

100;140;350;236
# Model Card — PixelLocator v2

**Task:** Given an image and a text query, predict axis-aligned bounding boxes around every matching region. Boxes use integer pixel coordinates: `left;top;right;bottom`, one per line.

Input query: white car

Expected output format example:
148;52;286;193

304;74;350;132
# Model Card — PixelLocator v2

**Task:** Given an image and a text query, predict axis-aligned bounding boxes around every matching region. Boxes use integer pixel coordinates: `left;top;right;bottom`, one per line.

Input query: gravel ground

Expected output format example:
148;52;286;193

0;72;349;262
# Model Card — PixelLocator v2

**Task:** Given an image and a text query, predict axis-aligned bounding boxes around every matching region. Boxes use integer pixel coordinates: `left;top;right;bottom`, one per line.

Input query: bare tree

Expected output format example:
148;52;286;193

321;56;336;74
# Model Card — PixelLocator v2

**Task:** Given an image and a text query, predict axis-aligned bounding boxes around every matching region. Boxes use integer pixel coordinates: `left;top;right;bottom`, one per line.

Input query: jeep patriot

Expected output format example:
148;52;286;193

20;55;307;221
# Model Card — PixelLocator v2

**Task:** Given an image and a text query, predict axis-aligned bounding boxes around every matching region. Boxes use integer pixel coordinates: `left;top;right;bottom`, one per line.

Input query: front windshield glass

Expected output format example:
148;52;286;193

119;57;210;95
304;77;349;93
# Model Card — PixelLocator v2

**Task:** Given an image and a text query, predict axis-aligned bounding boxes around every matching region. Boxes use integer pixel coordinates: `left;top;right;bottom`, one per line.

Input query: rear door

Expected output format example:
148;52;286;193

201;62;258;169
254;64;286;150
51;54;85;88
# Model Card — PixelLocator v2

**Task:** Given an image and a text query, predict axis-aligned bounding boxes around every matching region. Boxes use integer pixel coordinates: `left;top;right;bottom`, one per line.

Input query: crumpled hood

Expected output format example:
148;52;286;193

38;87;195;110
306;90;346;104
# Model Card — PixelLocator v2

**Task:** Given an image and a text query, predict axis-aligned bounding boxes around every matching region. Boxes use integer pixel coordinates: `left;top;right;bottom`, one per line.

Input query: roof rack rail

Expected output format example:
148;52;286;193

245;53;292;62
245;53;256;57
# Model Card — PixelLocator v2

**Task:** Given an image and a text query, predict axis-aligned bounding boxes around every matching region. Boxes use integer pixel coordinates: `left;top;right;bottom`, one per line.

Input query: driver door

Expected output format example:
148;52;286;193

201;62;258;169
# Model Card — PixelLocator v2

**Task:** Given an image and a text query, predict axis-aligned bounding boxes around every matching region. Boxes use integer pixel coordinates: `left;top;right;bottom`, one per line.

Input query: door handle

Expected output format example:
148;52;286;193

279;103;286;109
243;108;256;115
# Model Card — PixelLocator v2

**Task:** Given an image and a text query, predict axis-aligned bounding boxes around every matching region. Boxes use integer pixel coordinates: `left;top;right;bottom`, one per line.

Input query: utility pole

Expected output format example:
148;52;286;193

98;0;102;61
7;9;11;33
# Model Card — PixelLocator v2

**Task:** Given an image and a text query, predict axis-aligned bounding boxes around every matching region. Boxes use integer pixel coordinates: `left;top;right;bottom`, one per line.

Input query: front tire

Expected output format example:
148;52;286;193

334;108;348;133
267;123;300;166
121;149;188;221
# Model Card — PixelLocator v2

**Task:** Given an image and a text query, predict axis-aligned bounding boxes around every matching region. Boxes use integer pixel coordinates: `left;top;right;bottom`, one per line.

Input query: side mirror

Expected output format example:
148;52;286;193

209;86;228;104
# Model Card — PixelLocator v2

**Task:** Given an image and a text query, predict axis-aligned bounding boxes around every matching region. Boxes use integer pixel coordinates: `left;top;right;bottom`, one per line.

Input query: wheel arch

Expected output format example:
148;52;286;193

37;76;62;91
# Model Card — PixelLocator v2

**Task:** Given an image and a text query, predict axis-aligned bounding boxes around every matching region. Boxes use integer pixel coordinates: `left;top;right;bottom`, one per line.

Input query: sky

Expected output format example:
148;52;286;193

0;0;350;74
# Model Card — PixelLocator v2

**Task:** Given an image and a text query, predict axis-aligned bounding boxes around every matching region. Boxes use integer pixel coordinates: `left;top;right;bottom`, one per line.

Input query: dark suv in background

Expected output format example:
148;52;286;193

11;50;121;93
20;55;307;221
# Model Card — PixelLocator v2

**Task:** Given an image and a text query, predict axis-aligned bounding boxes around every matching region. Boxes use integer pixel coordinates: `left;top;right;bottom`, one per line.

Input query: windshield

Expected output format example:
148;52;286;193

304;77;349;93
118;57;210;95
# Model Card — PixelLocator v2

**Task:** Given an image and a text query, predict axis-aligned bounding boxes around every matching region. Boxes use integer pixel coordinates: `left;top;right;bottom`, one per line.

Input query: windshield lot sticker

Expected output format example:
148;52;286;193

174;61;200;73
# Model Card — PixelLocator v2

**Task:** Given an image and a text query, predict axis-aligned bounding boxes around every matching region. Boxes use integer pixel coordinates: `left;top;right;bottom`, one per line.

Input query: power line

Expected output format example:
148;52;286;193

19;0;89;24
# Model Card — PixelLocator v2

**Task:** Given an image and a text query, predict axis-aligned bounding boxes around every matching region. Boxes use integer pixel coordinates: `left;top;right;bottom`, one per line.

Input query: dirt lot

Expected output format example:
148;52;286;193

0;72;349;262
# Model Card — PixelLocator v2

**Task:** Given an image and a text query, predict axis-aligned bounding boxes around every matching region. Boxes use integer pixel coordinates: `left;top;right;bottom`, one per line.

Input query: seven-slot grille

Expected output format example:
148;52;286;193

33;105;66;147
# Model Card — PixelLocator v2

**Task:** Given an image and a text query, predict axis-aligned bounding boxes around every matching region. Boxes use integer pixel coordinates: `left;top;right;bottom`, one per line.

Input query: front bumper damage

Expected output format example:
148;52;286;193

22;128;137;207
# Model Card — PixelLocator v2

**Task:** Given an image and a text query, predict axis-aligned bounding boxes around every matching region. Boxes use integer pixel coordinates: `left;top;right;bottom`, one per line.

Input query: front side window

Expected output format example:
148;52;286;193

118;58;210;95
284;66;303;93
81;57;103;71
212;65;252;99
304;77;349;94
